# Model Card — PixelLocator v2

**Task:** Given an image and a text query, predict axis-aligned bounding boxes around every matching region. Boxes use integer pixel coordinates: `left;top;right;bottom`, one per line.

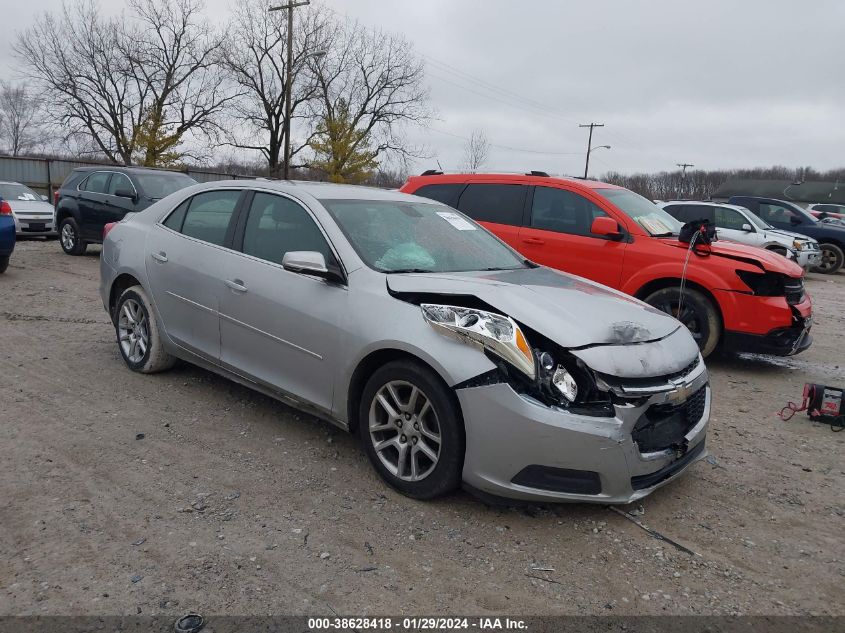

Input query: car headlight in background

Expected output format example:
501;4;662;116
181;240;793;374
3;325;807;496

793;240;806;251
421;304;535;379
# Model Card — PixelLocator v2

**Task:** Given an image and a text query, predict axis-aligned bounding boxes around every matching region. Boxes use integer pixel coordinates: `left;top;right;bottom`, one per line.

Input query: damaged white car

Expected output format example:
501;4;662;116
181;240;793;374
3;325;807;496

100;181;710;503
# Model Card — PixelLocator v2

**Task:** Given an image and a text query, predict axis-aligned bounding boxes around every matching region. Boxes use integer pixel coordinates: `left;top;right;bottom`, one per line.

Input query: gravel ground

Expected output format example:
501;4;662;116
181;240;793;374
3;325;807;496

0;239;843;617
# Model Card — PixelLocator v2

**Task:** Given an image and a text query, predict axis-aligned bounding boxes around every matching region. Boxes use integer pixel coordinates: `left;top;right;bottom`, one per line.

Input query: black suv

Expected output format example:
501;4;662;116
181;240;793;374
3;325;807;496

728;196;845;274
55;167;197;255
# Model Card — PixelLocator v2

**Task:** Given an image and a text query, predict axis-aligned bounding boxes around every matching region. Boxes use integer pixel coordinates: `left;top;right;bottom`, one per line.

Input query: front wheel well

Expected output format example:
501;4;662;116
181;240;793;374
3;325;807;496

346;349;453;433
109;274;142;323
634;277;724;324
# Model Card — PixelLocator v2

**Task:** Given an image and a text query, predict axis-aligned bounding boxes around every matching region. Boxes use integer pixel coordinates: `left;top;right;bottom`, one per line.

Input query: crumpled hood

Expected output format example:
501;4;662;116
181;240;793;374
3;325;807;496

661;238;804;276
387;266;682;349
765;228;817;243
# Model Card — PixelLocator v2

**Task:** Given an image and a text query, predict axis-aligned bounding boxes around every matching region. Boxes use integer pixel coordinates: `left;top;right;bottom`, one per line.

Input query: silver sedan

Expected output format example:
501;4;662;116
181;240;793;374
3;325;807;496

99;181;710;503
0;181;57;237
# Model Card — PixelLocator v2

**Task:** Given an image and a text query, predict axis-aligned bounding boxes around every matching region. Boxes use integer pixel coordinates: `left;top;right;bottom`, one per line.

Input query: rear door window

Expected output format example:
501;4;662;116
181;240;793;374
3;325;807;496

179;190;242;247
82;172;111;194
529;186;608;236
680;205;715;223
457;183;526;226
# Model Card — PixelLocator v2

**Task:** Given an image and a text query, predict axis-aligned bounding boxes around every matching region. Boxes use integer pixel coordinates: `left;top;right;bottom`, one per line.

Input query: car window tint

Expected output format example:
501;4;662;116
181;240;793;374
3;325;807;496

242;192;333;266
679;205;714;223
758;203;797;224
82;172;111;194
457;184;525;225
163;199;190;231
662;204;683;219
180;190;241;246
715;206;747;230
530;186;607;236
412;183;463;207
107;173;134;196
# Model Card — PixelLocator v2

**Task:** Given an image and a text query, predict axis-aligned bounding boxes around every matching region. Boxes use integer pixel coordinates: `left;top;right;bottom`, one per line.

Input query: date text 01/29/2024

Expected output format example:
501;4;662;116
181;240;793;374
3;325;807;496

307;617;528;630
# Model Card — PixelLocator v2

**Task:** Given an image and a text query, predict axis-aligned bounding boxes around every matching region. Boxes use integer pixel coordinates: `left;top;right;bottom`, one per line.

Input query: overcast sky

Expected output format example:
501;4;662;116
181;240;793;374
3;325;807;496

3;0;844;176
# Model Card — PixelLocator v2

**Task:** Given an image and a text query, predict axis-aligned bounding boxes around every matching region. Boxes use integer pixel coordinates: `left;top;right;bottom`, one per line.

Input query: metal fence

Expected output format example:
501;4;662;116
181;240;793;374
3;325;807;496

0;155;256;199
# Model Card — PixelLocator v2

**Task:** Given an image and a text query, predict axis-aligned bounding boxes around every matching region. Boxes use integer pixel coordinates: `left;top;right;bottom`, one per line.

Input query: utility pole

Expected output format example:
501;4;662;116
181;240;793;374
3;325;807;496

579;123;604;179
677;163;694;178
269;0;310;180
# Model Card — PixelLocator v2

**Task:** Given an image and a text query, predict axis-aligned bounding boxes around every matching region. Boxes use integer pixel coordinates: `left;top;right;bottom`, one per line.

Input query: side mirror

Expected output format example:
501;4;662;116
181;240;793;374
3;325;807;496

590;216;623;239
741;223;754;232
114;188;137;200
283;250;330;276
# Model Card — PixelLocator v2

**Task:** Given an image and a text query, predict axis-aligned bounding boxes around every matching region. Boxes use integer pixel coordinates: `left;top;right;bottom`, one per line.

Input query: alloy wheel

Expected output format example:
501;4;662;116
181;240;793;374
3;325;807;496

118;298;149;364
817;247;836;273
61;223;75;251
368;380;442;482
653;300;702;341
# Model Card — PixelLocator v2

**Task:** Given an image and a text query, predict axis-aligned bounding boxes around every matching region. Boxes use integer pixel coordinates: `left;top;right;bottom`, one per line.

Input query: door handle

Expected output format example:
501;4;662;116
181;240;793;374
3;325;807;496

225;279;248;293
522;237;546;245
151;251;168;263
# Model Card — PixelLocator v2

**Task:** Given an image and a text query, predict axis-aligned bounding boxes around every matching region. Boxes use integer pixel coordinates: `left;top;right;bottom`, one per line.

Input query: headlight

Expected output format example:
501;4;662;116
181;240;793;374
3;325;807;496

552;366;578;402
421;304;535;379
793;240;805;251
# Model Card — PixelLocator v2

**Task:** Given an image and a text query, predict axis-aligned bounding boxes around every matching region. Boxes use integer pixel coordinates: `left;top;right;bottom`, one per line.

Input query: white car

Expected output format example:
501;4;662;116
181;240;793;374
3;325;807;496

658;201;821;270
0;181;57;237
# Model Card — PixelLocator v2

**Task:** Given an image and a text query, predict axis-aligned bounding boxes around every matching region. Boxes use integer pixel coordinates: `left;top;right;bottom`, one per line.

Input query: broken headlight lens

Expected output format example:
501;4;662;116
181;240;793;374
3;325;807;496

552;366;579;402
420;304;535;379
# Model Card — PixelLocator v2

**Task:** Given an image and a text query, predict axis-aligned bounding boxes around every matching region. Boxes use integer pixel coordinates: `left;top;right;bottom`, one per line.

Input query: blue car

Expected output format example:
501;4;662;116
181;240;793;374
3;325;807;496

0;196;16;273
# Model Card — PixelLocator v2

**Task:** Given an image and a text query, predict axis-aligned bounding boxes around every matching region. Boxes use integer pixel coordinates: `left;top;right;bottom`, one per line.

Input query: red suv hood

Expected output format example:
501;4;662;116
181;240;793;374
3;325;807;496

661;238;804;277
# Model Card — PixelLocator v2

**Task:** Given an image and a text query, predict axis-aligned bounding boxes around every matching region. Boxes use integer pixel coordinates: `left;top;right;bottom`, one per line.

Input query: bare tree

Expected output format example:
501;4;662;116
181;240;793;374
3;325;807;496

309;18;431;169
461;129;489;173
0;81;45;156
15;0;233;166
125;0;234;166
15;1;140;163
220;0;331;172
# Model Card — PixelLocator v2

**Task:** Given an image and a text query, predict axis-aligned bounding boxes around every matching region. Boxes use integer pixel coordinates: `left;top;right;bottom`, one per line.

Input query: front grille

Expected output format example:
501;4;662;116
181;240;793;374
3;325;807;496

784;278;805;305
632;386;707;453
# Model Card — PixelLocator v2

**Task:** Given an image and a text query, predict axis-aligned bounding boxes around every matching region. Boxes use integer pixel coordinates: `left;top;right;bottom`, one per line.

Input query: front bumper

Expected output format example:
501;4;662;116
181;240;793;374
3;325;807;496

796;248;822;270
13;214;57;236
723;294;812;356
457;360;710;504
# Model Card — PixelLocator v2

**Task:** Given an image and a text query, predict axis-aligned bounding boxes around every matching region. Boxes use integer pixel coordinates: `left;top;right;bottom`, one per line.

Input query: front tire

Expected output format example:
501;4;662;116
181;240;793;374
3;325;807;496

358;360;464;500
0;256;8;274
59;217;87;255
812;243;844;274
643;286;721;357
115;285;175;373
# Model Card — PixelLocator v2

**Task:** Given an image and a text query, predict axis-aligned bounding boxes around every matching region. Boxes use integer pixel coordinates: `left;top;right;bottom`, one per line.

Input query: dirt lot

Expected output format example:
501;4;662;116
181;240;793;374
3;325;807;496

0;239;843;617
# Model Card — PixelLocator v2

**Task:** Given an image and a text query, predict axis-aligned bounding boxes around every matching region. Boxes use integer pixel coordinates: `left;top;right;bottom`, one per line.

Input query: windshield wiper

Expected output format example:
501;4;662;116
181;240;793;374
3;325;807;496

652;232;676;237
385;268;434;274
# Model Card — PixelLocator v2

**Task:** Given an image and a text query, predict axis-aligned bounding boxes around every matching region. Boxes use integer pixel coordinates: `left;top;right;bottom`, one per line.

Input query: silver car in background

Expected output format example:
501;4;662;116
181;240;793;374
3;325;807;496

0;181;57;237
100;181;710;503
658;201;821;270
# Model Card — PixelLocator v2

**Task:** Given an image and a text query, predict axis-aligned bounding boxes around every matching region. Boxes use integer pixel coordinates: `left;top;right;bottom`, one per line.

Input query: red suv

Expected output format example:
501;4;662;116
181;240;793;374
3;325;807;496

401;172;812;357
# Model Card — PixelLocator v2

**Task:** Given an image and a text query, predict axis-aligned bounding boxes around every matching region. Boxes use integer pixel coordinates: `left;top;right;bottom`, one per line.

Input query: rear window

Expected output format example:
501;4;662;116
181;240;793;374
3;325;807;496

457;183;526;226
134;173;197;200
0;183;41;201
411;183;464;207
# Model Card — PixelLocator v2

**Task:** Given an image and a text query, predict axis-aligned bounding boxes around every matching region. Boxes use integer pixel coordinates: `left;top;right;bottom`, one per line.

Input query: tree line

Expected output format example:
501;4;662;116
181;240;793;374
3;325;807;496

601;166;845;201
5;0;430;183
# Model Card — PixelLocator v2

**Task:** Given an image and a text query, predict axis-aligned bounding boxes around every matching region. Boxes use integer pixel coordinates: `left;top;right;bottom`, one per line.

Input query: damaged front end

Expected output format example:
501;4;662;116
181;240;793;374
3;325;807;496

392;286;710;503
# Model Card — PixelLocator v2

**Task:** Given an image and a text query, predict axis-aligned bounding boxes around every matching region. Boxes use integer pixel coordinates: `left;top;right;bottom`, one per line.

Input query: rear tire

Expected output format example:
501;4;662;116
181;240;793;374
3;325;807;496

115;285;175;373
811;243;844;274
358;360;464;500
643;286;721;358
59;217;87;255
0;256;8;274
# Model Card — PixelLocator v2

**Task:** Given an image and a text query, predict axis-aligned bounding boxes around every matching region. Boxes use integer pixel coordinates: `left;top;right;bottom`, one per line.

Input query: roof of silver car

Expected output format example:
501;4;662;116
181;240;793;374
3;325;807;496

199;179;420;202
